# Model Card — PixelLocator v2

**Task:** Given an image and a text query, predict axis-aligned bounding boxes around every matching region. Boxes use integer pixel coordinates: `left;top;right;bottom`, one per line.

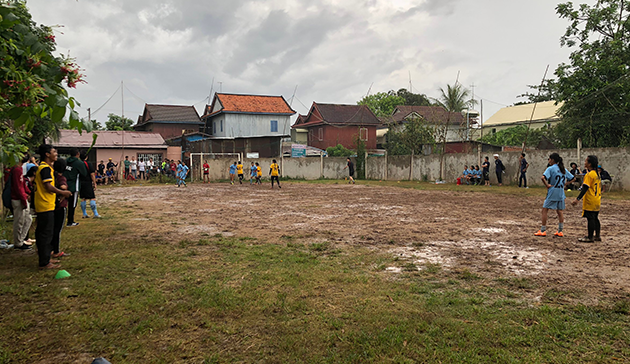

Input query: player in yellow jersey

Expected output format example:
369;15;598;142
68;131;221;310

255;162;262;185
269;159;281;189
236;161;244;184
572;155;602;243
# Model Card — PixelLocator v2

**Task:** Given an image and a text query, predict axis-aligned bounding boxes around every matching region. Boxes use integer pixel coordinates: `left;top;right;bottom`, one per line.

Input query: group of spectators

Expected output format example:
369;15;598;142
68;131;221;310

567;162;613;191
4;145;102;269
121;156;158;181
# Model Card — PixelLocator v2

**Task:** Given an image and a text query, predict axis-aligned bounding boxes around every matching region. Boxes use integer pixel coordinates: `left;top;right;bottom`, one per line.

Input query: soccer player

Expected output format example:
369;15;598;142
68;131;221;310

255;162;262;185
34;144;72;269
343;157;355;184
249;162;256;185
572;155;602;242
176;160;189;187
79;152;100;218
64;148;87;227
269;159;281;189
236;161;244;184
203;160;210;183
229;162;237;185
535;153;574;237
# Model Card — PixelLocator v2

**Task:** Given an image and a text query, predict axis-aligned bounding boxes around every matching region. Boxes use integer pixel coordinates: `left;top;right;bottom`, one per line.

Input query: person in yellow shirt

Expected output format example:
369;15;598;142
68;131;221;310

269;159;281;189
236;161;244;184
255;162;262;185
572;155;602;243
34;144;72;269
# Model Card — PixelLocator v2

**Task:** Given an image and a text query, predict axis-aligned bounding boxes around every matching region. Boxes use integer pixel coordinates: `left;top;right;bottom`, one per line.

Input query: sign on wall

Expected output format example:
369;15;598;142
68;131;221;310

246;152;260;159
291;144;307;158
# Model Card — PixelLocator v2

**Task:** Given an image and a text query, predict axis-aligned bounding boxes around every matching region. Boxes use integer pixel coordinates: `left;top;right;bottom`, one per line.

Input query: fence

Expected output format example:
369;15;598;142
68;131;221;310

192;147;630;191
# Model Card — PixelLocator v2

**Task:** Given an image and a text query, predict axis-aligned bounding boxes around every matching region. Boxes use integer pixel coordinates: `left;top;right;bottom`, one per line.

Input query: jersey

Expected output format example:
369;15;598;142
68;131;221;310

582;170;602;212
256;166;262;177
229;164;237;174
543;164;574;202
270;163;279;177
237;164;244;175
250;165;257;177
34;162;55;213
203;163;209;173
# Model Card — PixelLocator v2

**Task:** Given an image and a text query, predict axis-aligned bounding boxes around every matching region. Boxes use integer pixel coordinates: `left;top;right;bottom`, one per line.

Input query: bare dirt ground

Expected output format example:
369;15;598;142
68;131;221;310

99;182;630;304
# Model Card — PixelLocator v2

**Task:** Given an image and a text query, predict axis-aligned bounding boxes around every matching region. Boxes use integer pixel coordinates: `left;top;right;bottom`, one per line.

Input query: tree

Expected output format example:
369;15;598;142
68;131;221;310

357;91;405;118
385;117;435;155
480;125;555;147
0;1;86;169
515;80;558;105
105;113;134;131
434;83;471;113
553;0;630;147
325;144;353;157
396;88;432;106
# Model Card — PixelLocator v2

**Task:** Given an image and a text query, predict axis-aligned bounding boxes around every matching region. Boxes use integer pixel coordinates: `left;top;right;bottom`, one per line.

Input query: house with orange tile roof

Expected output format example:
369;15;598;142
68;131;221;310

196;93;296;158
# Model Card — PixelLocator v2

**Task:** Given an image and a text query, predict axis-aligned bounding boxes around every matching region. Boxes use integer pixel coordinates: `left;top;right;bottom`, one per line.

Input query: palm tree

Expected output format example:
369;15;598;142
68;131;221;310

434;83;471;112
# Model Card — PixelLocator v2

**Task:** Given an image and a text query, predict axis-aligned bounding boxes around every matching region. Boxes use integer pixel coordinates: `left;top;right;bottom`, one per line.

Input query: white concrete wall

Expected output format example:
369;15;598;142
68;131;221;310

193;147;630;190
211;114;291;138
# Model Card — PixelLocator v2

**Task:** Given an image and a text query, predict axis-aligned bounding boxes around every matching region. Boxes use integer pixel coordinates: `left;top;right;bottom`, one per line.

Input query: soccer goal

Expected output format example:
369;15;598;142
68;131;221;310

189;152;241;182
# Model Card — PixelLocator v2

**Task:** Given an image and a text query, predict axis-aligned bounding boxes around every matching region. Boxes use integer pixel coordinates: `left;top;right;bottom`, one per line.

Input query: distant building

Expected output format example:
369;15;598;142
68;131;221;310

49;129;174;166
134;104;204;140
192;93;296;158
292;102;381;150
383;105;469;143
481;101;562;136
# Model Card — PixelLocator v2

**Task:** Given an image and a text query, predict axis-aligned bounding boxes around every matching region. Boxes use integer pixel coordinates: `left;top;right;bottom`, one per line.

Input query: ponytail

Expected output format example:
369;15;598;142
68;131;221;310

549;153;566;174
586;155;599;178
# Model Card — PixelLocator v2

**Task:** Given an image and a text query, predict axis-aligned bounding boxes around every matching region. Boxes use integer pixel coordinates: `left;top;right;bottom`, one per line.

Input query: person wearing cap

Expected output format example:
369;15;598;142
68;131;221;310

597;165;612;192
493;154;505;186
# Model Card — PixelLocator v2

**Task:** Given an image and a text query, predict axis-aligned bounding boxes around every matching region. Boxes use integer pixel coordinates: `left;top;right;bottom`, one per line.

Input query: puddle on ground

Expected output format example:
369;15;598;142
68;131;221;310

474;227;506;234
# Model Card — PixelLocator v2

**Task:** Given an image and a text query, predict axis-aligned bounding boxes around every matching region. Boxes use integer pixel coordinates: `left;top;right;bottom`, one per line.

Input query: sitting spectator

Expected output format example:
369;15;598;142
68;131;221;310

473;165;482;185
567;162;582;190
105;168;115;184
459;165;469;185
569;162;580;176
95;171;104;185
598;165;612;192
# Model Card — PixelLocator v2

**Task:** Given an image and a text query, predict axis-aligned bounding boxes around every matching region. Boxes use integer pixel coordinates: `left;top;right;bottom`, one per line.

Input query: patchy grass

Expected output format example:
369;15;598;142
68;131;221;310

0;208;629;363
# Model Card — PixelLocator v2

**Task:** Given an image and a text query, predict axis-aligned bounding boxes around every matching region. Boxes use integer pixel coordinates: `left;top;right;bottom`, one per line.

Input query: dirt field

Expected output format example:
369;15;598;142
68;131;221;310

100;182;630;304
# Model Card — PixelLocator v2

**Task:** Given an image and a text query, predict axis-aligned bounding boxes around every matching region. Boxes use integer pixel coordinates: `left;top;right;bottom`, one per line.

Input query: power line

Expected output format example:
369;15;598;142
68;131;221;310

123;84;148;105
91;84;122;117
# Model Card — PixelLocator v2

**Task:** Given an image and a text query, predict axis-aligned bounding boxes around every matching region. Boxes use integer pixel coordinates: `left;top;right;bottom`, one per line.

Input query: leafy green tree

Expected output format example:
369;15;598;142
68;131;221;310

553;0;630;147
0;1;86;169
396;88;432;106
325;144;353;157
385;117;435;155
357;91;405;118
515;80;558;105
105;113;134;131
480;125;554;147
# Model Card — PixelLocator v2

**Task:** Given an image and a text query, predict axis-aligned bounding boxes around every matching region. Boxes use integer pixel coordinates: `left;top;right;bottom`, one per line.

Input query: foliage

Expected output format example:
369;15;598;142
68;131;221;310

385;117;435;155
434;83;472;113
552;0;630;147
395;88;432;106
353;132;366;179
0;1;87;168
515;80;558;105
357;91;405;118
105;113;134;131
480;124;556;147
325;144;353;157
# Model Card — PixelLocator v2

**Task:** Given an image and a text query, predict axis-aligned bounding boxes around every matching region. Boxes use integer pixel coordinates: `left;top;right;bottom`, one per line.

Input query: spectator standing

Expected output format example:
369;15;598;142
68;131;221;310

23;156;37;176
79;152;101;218
519;153;529;188
203;160;210;183
482;157;490;186
130;156;138;179
598;165;612;192
138;158;146;180
146;158;154;177
343;157;355;184
52;159;69;258
97;160;105;176
123;156;130;179
63;148;87;227
34;144;72;269
493;154;505;186
10;154;33;250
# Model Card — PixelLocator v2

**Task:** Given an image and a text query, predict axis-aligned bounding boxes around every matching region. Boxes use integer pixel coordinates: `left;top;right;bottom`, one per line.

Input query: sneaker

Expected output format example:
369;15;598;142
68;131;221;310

534;230;547;237
594;236;602;242
554;232;564;237
39;263;61;270
578;237;594;243
93;215;102;218
66;222;80;227
82;215;90;219
14;244;32;250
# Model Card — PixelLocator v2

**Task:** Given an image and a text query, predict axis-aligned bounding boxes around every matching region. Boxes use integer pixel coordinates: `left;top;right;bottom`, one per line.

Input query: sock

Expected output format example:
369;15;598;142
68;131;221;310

587;218;595;239
81;201;87;216
540;225;546;232
558;223;563;232
90;200;99;217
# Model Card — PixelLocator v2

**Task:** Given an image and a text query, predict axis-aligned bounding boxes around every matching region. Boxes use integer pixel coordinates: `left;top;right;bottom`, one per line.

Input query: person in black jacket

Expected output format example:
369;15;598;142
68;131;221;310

63;148;87;227
493;154;505;186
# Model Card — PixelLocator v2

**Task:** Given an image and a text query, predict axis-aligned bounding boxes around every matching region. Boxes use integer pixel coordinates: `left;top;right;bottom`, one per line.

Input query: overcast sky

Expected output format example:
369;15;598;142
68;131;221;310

28;0;576;125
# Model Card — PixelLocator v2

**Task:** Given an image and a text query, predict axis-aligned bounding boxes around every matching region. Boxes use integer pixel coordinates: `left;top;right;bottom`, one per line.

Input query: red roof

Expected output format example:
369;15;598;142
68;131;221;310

205;93;296;117
388;105;466;126
294;103;381;128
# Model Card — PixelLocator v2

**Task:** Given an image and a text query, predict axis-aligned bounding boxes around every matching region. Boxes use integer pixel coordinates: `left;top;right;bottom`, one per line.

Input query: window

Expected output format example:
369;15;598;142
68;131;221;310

271;120;278;132
220;120;223;132
492;128;496;134
360;127;368;141
318;128;323;141
137;153;163;165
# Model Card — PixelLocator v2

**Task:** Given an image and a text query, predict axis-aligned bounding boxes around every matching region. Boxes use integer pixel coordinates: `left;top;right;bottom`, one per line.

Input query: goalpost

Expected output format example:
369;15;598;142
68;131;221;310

189;152;241;182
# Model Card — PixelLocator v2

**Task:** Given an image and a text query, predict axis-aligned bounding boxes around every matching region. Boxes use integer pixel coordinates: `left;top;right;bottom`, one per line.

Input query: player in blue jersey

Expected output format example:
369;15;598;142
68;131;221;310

535;153;574;237
249;162;257;185
176;160;189;187
228;162;237;185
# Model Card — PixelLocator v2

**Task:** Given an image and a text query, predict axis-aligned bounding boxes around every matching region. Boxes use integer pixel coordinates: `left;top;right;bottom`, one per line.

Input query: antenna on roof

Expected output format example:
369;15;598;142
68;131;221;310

365;82;374;98
409;71;412;93
289;85;298;107
218;82;223;93
207;77;214;103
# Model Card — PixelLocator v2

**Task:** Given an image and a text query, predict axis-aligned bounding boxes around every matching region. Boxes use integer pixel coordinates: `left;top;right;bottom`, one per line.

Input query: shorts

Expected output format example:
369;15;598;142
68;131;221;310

349;171;355;177
543;199;565;210
483;171;489;181
582;210;599;219
203;172;209;175
79;181;95;200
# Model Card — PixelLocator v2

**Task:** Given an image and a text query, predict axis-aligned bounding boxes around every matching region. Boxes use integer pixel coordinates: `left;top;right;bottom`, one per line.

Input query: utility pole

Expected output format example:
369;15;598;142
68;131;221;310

218;82;223;93
121;80;124;119
88;108;91;124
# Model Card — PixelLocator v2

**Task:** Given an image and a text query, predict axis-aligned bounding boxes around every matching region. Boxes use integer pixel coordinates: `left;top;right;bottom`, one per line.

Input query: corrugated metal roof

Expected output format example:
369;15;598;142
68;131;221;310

296;103;381;127
137;104;202;127
389;105;466;126
51;130;167;149
483;101;562;127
